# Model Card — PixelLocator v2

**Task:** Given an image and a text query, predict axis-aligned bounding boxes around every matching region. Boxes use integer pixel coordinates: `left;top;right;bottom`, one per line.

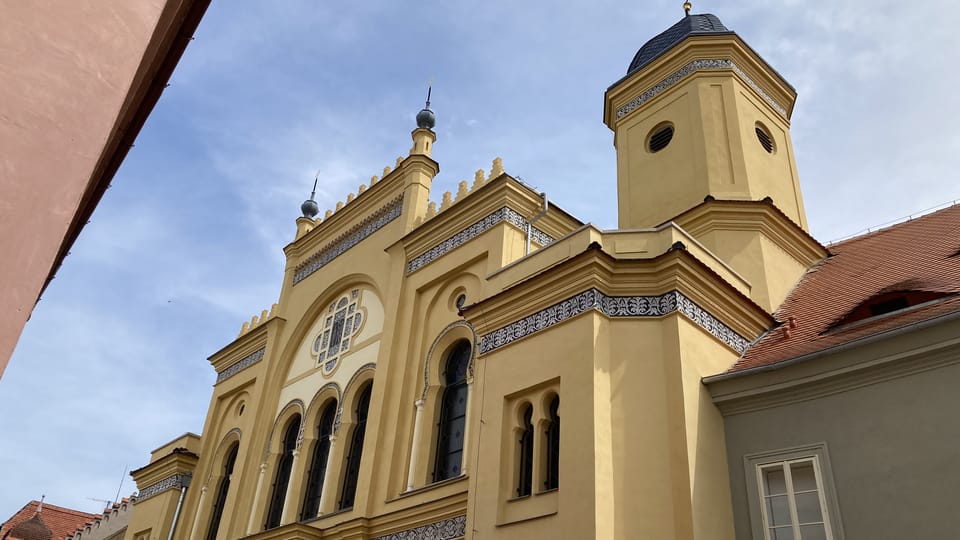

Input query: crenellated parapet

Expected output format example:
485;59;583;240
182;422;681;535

418;157;505;225
239;303;279;337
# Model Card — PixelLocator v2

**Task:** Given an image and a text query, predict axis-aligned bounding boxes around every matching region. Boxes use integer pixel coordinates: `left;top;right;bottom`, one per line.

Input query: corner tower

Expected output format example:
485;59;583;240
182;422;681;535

604;11;807;231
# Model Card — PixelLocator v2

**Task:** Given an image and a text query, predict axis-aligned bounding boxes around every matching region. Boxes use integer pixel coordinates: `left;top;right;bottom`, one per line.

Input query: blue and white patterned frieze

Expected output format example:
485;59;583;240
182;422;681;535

407;207;555;274
478;289;749;354
135;473;191;503
372;515;467;540
216;348;265;383
616;59;788;120
293;196;404;284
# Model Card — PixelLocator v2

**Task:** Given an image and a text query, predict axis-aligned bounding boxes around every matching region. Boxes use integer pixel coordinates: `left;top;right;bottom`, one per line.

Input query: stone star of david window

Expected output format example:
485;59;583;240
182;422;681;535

312;289;363;375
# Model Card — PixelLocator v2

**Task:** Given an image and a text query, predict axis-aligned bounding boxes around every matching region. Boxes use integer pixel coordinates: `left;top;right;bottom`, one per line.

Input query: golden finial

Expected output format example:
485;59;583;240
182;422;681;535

683;1;692;15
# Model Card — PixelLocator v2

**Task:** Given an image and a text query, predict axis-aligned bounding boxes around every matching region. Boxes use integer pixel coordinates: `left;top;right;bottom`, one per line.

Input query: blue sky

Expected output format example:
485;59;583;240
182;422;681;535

2;0;958;517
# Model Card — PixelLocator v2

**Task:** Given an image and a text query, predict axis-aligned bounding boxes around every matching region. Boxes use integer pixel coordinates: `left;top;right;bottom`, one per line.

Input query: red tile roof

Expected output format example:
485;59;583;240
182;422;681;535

1;502;98;540
730;203;960;372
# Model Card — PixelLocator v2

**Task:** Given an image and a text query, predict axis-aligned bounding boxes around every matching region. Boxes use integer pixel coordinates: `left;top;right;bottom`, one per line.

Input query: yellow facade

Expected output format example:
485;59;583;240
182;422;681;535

124;12;825;540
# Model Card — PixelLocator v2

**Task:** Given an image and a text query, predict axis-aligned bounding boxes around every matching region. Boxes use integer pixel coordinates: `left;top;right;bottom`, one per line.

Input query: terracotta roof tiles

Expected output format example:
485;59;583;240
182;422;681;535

730;203;960;372
1;502;97;540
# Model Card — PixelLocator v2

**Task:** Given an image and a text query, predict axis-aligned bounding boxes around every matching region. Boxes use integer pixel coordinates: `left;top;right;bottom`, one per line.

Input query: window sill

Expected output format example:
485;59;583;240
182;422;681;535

392;474;468;501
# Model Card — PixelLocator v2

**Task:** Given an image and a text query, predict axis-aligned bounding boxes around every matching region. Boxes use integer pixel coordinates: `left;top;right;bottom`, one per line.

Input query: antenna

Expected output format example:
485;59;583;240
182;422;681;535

113;466;127;505
86;498;112;511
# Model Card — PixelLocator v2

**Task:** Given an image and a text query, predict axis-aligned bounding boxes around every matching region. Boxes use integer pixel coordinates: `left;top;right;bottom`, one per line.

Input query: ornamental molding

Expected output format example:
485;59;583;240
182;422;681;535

216;348;265;383
407;207;554;274
478;289;749;355
421;320;479;401
136;473;191;503
293;196;404;285
372;515;467;540
615;58;788;121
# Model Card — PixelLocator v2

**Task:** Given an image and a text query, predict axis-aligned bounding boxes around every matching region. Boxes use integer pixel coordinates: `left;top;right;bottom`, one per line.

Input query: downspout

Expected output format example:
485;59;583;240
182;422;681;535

167;475;191;540
525;192;549;255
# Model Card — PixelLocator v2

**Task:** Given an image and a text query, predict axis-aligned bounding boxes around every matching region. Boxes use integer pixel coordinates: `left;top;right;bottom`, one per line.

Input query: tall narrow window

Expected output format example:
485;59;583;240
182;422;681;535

265;416;300;529
300;402;336;520
544;396;560;490
339;385;371;510
516;405;534;497
433;340;471;482
206;444;238;540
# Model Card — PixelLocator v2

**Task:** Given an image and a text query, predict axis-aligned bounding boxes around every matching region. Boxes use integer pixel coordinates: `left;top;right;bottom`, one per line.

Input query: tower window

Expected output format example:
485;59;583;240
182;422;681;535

647;124;674;153
755;123;775;153
206;444;238;540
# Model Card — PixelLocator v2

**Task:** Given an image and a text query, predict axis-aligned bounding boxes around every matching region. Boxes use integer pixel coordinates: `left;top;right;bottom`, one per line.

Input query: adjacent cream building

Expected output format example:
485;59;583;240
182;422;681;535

122;10;960;540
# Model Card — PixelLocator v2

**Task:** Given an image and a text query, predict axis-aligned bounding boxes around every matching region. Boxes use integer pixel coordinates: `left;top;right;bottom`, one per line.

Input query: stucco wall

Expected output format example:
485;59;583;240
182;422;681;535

0;1;175;375
722;361;960;539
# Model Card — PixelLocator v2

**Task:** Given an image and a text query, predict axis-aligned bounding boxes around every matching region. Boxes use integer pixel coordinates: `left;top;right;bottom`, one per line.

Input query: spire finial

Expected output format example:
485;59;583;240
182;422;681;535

416;80;436;130
683;1;692;15
300;171;320;219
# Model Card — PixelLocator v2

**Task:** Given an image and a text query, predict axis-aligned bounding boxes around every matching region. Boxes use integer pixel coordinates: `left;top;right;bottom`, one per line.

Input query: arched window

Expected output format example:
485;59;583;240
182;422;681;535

339;385;371;510
433;340;471;482
517;405;534;497
544;396;560;490
300;402;337;520
265;416;300;529
206;444;238;540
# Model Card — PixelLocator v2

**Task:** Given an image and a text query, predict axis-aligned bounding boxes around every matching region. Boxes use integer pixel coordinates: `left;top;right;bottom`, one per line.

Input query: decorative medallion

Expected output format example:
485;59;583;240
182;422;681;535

407;207;555;274
478;289;749;354
216;348;265;383
616;58;788;121
135;473;191;502
293;196;404;285
372;515;467;540
311;290;364;376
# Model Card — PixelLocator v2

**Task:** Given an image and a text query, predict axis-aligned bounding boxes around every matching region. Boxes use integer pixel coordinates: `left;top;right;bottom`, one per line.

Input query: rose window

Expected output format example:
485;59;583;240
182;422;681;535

312;289;363;375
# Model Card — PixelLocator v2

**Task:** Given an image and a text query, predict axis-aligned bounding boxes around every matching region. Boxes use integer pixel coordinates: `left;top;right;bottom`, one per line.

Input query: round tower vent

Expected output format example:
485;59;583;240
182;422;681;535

648;123;674;153
755;122;775;153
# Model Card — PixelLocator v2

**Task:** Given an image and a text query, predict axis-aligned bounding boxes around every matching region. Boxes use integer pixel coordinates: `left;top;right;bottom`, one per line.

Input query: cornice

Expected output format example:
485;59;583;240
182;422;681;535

464;245;771;346
604;34;797;129
133;473;191;504
131;451;198;492
668;199;828;265
283;154;433;260
707;315;960;415
208;316;282;376
400;175;579;274
292;195;404;284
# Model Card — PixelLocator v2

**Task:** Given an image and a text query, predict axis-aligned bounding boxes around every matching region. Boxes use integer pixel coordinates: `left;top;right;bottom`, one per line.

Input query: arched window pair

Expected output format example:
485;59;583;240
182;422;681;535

263;385;373;530
517;395;560;497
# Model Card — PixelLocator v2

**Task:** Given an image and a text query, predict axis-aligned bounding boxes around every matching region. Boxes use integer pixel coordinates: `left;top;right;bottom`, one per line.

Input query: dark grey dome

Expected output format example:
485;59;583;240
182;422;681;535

300;198;319;219
627;14;731;75
416;107;436;130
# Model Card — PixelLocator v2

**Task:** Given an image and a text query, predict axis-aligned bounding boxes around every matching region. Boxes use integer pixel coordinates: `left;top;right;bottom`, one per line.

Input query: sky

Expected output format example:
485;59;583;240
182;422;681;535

2;0;959;518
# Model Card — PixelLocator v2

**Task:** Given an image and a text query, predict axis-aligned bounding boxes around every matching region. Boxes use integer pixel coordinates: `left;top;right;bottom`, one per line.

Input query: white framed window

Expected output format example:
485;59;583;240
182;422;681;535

744;443;844;540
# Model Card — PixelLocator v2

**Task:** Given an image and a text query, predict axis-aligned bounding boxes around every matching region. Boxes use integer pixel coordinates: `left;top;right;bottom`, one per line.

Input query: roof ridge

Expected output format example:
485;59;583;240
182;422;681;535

827;199;960;246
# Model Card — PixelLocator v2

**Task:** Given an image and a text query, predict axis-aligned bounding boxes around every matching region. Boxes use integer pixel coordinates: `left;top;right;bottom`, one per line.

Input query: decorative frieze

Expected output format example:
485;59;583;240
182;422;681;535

407;207;555;274
216;348;265;383
615;58;788;121
372;515;467;540
135;473;191;502
478;289;749;354
293;196;404;284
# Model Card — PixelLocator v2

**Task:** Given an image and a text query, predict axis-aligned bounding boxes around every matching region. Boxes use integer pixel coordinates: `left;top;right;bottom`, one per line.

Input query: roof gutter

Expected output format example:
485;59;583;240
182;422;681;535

703;308;960;384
